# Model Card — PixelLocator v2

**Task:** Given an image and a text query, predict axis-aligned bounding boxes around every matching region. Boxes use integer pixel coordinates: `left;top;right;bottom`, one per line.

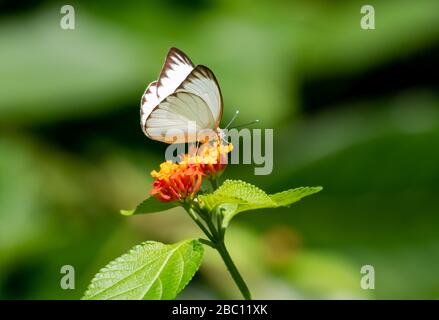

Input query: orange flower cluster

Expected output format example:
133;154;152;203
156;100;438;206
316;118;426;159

150;161;203;202
150;142;233;202
181;141;233;179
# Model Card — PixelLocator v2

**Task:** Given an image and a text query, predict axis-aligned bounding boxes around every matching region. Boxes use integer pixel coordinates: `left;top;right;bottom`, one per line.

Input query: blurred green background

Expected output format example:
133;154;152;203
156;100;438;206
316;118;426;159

1;0;439;299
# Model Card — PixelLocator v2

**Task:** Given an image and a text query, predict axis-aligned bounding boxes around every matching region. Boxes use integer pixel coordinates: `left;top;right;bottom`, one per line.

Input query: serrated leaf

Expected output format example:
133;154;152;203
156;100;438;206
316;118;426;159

199;180;322;228
82;239;203;300
215;180;276;205
270;186;323;206
120;196;178;216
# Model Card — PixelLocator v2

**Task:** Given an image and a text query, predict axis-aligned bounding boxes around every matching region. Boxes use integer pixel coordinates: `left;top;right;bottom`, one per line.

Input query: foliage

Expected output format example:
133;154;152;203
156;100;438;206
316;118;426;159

84;177;321;300
199;180;322;228
83;240;203;300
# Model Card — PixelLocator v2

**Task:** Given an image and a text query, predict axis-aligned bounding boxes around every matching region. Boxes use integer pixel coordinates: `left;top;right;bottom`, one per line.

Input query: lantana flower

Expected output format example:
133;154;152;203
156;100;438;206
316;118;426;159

181;141;233;179
150;161;203;202
150;141;233;202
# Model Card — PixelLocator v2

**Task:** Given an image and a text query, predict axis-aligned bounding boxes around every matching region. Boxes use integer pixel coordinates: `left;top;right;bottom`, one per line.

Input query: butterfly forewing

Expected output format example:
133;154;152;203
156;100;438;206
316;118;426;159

140;81;159;129
156;47;195;100
140;48;194;134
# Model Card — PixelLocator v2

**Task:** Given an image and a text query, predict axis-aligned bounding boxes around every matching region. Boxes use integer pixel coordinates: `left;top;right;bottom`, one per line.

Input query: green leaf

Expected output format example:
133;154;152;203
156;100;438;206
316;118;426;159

120;197;178;216
82;239;203;300
199;180;322;228
270;187;323;206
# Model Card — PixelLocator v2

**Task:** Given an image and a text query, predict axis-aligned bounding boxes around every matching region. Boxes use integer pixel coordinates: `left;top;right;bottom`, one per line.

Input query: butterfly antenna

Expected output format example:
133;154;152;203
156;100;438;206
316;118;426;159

224;110;240;129
232;119;260;129
220;134;229;145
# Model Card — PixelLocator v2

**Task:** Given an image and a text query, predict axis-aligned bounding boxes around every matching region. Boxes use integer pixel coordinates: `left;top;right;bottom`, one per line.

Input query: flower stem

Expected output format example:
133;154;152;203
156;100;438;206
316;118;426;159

210;177;219;190
198;238;215;248
184;205;215;243
185;203;252;300
215;240;252;300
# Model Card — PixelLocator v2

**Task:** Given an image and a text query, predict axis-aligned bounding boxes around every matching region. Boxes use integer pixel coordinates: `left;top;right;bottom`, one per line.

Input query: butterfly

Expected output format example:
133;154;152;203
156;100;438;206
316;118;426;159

140;47;224;144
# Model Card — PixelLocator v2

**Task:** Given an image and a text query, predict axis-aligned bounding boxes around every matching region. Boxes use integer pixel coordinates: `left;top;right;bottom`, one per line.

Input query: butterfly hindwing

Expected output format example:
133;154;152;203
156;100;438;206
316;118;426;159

176;65;223;129
145;92;216;143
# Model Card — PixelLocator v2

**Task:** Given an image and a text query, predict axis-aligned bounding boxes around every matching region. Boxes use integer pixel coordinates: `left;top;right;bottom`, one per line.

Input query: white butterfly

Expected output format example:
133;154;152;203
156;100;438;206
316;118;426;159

140;48;224;144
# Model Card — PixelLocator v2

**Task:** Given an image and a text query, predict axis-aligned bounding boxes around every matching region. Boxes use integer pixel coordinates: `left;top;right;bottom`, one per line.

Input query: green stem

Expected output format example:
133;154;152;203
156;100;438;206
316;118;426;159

198;238;215;248
185;202;252;300
184;205;215;243
215;240;252;300
193;204;220;241
210;177;219;190
217;207;226;240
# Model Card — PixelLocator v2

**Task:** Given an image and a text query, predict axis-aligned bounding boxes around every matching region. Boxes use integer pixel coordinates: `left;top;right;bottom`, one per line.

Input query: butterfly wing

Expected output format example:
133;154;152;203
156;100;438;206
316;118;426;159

144;91;217;143
175;65;223;129
144;65;223;143
140;48;194;130
141;48;223;143
156;47;195;100
140;80;159;128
